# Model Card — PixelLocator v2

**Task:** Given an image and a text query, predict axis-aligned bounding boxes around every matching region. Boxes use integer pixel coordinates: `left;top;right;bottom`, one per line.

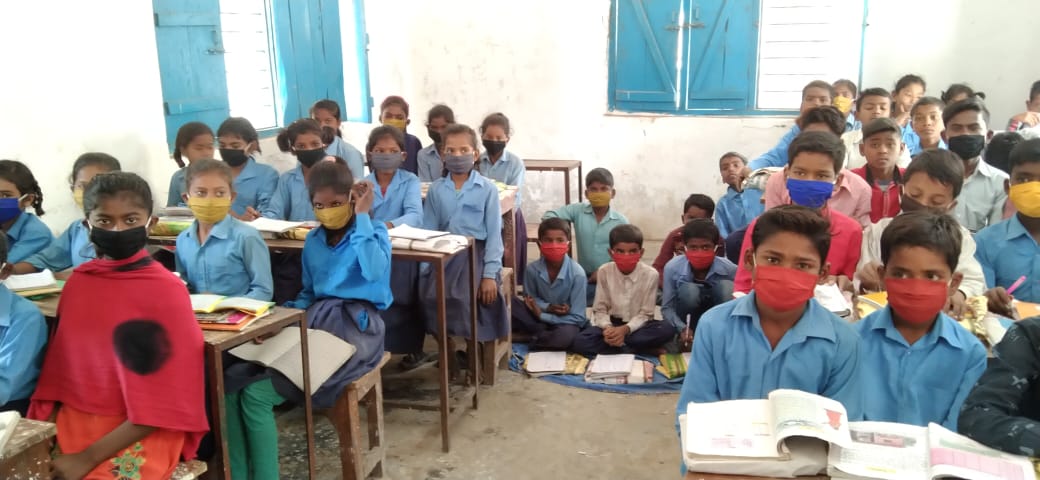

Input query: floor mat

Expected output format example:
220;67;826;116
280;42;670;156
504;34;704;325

508;343;683;394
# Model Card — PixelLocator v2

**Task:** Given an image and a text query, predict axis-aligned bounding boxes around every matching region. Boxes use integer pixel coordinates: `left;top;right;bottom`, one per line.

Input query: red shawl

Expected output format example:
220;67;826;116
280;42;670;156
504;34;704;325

29;250;208;459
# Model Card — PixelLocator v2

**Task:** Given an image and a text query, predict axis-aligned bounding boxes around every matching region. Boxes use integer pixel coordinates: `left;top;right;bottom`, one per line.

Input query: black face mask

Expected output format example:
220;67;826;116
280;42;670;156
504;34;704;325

428;129;442;145
220;148;249;167
482;139;506;157
296;148;326;168
948;134;986;161
90;225;148;260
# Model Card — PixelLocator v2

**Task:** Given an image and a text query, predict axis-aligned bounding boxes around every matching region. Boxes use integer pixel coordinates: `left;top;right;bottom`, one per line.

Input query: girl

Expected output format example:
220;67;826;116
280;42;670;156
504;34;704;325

0;160;52;263
217;117;279;220
29;172;208;480
12;153;121;276
167;121;215;207
417;104;456;182
378;95;423;174
310;99;365;180
263;118;334;221
477;112;527;283
175;159;273;300
892;74;927;154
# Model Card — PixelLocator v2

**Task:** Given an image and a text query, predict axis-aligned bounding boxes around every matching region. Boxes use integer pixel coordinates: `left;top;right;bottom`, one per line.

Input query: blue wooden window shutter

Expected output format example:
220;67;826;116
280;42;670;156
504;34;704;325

271;0;346;125
683;0;757;112
609;0;682;113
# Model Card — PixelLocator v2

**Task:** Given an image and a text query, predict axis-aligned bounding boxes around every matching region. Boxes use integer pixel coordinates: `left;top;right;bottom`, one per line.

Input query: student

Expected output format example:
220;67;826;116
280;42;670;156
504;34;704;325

714;152;763;239
29;172;207;479
850;118;907;223
311;99;365;179
417;104;455;182
661;219;736;351
1006;80;1040;132
167;121;215;207
12;153;120;275
985;131;1026;220
0;233;47;415
477;112;528;282
572;224;673;356
892;74;927;154
909;96;947;154
833;78;857;130
855;211;986;429
542;168;629;304
175;159;273;301
943;98;1007;232
378;95;422;174
264;118;332;221
843;88;913;169
856;150;985;316
216;117;279;219
748;80;834;170
512;218;587;351
0;160;51;263
421;124;508;344
678;206;862;418
652;194;715;287
940;83;983;105
734;131;863;294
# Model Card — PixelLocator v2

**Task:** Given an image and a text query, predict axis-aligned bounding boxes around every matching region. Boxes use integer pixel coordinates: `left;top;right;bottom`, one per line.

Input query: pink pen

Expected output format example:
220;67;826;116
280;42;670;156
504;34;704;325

1007;276;1027;296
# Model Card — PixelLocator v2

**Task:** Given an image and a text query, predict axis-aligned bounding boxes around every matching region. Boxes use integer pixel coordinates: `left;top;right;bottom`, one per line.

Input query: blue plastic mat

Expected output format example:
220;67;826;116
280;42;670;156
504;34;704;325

508;343;682;395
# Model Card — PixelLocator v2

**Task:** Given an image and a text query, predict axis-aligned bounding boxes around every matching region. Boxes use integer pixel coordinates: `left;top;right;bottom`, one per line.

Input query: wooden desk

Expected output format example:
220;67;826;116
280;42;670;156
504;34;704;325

0;418;56;478
524;159;583;204
32;294;58;319
686;474;828;480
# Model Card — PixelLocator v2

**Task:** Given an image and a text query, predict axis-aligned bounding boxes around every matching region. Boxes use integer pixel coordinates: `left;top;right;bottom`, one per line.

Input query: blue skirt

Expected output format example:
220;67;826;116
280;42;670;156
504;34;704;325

418;240;508;342
382;259;425;354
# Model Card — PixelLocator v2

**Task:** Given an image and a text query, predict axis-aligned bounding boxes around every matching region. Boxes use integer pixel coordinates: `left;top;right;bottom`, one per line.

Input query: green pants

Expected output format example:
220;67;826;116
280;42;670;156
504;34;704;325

225;379;285;480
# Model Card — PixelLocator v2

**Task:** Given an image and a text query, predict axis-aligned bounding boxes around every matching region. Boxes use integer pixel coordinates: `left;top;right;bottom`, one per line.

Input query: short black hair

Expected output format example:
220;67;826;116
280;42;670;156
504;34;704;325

802;80;835;99
307;160;354;200
750;205;831;262
683;194;715;217
987;132;1025;175
586;167;614;188
682;218;720;244
798;105;846;136
941;83;984;104
880;211;961;273
942;97;991;127
538;217;571;241
83;171;154;216
861;117;902;142
719;152;747;167
1030;80;1040;103
856;87;892;111
480;112;511;135
787;130;845;173
1009;138;1040;173
70;152;121;184
184;158;233;192
366;125;406;152
173;122;214;168
903;150;965;199
833;79;857;97
441;123;479;150
276;118;324;152
311;99;343;120
894;74;926;95
427;104;455;124
609;224;643;248
217;117;260;153
910;96;945;117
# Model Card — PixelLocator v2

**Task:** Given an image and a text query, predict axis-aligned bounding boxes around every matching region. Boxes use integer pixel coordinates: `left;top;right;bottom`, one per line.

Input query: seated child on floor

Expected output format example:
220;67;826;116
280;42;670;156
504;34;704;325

715;152;763;238
661;219;736;351
849;117;908;223
572;225;673;356
0;233;47;415
651;194;714;287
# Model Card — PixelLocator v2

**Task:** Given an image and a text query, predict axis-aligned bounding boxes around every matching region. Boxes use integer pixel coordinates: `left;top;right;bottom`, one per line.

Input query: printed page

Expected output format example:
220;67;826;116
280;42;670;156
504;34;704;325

247;217;304;233
769;389;852;447
525;351;567;374
215;297;274;315
189;294;225;313
926;423;1034;480
587;353;635;376
684;399;782;458
827;421;929;480
387;224;449;240
3;269;56;291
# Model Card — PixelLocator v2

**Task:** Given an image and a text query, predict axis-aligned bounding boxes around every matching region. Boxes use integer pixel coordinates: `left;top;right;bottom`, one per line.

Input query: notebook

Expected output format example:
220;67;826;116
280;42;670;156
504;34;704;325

198;311;265;332
4;270;60;296
229;328;356;394
247;217;305;234
585;353;635;380
524;351;567;377
190;294;274;316
387;224;449;241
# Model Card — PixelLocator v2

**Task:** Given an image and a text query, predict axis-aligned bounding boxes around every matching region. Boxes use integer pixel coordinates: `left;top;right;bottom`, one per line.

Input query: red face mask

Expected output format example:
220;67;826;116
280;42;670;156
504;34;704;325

539;242;569;263
685;250;716;270
884;277;948;325
611;252;642;274
753;264;818;312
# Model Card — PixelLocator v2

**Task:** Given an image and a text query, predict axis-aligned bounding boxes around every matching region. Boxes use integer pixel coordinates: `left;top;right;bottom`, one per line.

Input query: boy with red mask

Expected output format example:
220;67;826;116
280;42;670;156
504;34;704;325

854;212;986;429
661;219;736;352
572;224;673;356
511;218;587;351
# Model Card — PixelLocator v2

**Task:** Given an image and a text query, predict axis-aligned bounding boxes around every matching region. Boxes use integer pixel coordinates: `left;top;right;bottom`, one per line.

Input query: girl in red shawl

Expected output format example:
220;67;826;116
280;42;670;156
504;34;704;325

29;172;208;480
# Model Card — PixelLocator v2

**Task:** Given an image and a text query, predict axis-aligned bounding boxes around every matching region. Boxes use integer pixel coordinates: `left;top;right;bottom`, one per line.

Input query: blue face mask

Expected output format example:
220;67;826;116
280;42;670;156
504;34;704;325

786;178;834;209
0;196;25;223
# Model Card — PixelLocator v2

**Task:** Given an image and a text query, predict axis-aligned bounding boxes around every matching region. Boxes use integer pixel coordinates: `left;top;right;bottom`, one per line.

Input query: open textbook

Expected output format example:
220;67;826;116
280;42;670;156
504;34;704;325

229;328;356;394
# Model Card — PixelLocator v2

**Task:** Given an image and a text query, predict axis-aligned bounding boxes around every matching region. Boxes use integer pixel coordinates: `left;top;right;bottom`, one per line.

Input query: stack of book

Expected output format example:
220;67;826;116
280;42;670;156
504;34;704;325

523;351;589;377
4;270;60;297
583;354;652;384
191;294;274;331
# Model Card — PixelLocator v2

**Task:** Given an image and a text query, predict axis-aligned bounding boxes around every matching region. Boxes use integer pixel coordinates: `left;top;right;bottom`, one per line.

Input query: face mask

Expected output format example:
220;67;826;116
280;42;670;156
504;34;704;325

0;196;25;223
685;250;716;270
383;119;407;131
72;187;85;210
539;242;569;263
1009;181;1040;218
833;96;853;115
321;126;340;145
444;154;474;174
428;129;442;145
587;191;611;208
296;148;326;168
611;251;641;275
187;196;232;224
948;134;986;160
314;203;354;230
482;139;507;157
90;225;148;260
370;152;404;172
786;178;834;209
884;277;948;325
220;148;249;167
752;263;818;312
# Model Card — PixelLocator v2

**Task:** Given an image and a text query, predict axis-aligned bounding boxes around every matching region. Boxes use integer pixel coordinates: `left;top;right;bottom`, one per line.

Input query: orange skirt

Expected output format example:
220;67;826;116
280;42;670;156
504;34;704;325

56;405;187;480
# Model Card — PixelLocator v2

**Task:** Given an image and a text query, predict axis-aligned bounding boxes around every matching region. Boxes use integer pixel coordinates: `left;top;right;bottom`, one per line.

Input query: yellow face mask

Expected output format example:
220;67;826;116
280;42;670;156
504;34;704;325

72;187;84;210
587;191;611;208
382;119;407;131
314;203;354;230
833;96;853;115
1010;181;1040;218
187;196;232;224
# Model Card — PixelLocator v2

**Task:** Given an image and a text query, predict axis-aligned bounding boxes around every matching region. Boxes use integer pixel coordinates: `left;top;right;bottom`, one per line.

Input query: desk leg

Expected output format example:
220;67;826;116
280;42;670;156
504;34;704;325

563;169;572;205
207;345;231;480
298;316;316;480
469;243;480;409
436;258;450;452
577;164;584;202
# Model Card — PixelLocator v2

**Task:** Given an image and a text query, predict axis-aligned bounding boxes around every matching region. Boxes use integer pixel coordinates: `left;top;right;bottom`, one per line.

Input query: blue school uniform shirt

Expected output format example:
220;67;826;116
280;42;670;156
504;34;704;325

0;286;47;405
903;122;922;156
326;136;365;180
542;203;628;276
167;167;187;207
175;216;273;301
263;165;314;221
477;150;525;207
417;145;442;182
365;170;423;228
748;125;801;170
715;187;764;238
287;213;392;311
24;219;93;272
677;292;863;422
976;216;1040;303
660;255;737;330
423;170;503;278
7;214;53;264
523;256;588;327
403;133;422;174
854;307;986;430
231;157;279;216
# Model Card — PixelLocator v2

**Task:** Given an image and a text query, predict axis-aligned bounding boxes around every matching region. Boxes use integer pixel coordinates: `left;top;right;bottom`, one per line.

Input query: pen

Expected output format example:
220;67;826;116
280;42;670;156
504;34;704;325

1007;276;1027;296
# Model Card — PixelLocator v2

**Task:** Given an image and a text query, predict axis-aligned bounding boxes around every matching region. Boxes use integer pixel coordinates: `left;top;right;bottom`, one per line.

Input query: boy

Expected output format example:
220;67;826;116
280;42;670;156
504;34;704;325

850;118;907;223
651;194;715;286
833;79;857;131
986;131;1026;220
715;152;763;238
855;211;987;429
943;97;1008;232
735;131;864;294
677;206;862;420
0;234;47;415
572;224;673;356
661;219;736;351
977;137;1040;314
1005;80;1040;132
543;168;629;304
856;149;985;317
512;218;587;351
379;96;423;174
417;104;455;182
910;97;947;153
748;80;834;170
843;88;912;169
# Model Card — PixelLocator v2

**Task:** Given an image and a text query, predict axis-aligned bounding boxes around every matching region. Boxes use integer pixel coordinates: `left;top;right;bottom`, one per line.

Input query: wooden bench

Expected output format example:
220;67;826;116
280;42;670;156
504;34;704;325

320;352;392;480
481;268;514;385
171;460;208;479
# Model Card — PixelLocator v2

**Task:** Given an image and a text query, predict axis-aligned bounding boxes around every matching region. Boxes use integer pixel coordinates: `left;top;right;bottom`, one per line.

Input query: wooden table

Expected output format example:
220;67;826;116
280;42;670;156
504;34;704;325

524;159;583;204
0;418;56;478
